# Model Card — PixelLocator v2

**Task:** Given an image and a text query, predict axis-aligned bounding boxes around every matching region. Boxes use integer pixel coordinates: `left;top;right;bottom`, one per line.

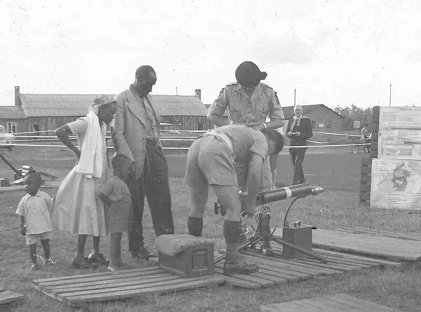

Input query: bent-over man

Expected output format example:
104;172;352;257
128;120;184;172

207;61;285;188
185;124;283;275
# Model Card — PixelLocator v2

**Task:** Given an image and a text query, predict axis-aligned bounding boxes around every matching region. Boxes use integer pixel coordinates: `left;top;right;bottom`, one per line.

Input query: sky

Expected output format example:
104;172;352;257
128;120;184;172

1;0;421;109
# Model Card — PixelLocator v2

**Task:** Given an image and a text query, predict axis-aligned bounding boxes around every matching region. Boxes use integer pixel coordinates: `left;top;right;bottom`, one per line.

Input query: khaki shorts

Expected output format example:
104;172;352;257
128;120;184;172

26;231;53;245
185;135;237;187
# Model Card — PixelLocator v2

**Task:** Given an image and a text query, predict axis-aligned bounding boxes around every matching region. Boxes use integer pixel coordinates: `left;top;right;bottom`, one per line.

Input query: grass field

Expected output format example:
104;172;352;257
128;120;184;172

0;146;420;311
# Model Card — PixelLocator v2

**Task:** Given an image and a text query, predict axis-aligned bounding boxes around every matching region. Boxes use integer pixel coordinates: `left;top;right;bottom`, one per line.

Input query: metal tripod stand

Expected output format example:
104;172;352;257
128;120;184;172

214;184;327;264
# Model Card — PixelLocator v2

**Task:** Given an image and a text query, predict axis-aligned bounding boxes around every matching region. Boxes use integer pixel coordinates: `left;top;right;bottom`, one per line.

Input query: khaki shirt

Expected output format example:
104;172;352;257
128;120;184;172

208;82;285;128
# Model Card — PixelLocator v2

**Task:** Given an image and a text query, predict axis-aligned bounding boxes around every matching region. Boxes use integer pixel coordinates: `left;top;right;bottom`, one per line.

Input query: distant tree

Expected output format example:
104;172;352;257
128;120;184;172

334;104;373;131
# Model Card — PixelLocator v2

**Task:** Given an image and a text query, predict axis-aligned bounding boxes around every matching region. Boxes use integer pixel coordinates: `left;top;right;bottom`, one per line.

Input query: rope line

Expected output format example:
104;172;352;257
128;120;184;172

1;142;370;150
3;129;369;150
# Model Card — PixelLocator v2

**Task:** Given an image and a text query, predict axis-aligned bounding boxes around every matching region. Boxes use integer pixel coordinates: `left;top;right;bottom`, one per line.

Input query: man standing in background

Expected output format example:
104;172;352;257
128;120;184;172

286;105;313;185
113;65;174;259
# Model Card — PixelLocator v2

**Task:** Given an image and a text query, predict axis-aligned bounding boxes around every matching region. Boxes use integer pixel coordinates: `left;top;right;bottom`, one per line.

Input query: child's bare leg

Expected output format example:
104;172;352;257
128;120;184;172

41;239;50;260
109;232;122;269
29;243;39;270
109;232;130;271
41;239;54;265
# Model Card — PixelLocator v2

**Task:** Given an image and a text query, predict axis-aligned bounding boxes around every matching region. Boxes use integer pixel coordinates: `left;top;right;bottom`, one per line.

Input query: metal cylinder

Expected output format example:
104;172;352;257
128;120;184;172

256;183;323;205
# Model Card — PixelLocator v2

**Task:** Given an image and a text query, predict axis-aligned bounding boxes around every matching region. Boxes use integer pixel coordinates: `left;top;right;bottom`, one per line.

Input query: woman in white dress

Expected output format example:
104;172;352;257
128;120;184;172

53;95;117;268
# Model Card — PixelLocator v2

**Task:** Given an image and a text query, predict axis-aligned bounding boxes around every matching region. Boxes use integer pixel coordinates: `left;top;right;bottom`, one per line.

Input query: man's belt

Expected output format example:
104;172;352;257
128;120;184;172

204;130;233;152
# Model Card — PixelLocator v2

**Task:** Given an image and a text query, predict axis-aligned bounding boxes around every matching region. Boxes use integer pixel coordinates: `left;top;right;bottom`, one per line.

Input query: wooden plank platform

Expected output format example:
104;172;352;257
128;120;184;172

260;293;401;312
309;228;421;262
0;289;24;308
32;266;224;307
212;245;400;289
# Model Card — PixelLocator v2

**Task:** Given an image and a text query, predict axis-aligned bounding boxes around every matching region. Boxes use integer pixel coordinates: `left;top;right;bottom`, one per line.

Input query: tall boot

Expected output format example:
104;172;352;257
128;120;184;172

223;220;258;276
187;216;203;237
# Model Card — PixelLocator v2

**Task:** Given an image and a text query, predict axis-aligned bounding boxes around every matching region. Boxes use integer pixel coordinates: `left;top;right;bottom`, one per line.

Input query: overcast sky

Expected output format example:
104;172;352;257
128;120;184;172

1;0;421;109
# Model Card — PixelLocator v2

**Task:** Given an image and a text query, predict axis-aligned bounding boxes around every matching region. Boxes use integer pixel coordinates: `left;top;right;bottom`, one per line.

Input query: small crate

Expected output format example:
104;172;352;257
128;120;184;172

0;178;10;187
157;234;214;278
282;225;312;258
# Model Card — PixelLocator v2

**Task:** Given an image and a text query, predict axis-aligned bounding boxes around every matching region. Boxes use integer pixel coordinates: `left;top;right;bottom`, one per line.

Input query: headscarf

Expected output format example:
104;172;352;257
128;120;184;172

235;61;268;88
76;95;115;178
91;95;116;114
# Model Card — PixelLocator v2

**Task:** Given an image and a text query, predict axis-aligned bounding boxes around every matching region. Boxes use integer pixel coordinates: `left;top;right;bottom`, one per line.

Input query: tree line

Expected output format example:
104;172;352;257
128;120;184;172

334;104;372;131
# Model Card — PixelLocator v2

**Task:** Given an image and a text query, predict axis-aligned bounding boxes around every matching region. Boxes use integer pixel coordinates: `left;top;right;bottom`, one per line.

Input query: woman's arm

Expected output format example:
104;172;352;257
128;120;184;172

55;125;81;159
19;215;26;235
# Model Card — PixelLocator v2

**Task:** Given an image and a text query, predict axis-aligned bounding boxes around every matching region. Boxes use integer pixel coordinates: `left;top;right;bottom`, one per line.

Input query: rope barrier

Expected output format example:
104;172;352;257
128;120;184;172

10;130;55;135
0;142;370;150
2;129;370;151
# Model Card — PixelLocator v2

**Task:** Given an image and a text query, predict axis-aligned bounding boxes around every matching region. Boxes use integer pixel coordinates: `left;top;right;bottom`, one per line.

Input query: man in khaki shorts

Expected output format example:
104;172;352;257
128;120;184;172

185;124;283;275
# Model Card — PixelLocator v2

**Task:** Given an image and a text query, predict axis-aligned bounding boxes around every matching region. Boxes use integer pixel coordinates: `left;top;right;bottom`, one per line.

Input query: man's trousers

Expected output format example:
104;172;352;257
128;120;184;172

126;140;174;254
289;147;306;185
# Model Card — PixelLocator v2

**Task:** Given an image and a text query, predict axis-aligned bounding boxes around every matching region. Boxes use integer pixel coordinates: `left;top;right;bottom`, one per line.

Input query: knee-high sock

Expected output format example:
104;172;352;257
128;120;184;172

187;216;203;236
223;220;241;264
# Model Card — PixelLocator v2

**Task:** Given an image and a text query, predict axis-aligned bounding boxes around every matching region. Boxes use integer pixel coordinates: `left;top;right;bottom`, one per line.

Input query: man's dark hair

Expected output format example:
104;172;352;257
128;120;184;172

135;65;156;80
263;129;284;154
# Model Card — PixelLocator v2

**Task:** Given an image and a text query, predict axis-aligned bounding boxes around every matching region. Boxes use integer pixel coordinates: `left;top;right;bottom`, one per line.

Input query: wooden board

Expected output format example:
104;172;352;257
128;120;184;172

0;290;24;306
260;293;401;312
309;228;421;262
213;245;400;289
32;266;224;307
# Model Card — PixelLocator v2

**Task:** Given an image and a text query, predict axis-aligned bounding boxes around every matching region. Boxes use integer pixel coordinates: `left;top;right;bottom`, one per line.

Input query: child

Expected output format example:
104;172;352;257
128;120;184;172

97;154;132;271
16;173;55;270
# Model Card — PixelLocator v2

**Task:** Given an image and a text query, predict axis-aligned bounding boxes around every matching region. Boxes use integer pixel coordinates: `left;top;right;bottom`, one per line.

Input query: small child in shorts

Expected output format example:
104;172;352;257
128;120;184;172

97;154;132;271
16;172;55;270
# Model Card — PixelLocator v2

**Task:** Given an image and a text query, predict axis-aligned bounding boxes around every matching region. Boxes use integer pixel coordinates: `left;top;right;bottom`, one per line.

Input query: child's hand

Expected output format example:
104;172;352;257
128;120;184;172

98;192;111;206
20;225;26;236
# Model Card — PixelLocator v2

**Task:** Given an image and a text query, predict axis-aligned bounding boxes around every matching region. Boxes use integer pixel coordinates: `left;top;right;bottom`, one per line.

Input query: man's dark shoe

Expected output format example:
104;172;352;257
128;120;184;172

223;259;259;276
131;247;156;260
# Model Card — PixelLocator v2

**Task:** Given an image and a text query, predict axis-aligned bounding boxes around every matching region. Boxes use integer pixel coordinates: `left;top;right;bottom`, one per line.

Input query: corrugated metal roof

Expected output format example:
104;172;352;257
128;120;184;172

0;106;26;119
283;104;344;119
20;94;208;117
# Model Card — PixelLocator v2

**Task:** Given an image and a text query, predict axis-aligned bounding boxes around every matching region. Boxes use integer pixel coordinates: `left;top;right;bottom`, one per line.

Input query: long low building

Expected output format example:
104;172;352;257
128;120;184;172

0;87;209;135
282;104;345;133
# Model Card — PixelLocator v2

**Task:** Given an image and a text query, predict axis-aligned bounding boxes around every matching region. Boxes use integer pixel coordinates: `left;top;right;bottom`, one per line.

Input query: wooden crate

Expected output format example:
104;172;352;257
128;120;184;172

159;243;214;278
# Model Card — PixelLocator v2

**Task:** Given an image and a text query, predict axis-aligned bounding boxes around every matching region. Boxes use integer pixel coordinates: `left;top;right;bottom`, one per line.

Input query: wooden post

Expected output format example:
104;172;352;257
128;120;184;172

359;106;379;205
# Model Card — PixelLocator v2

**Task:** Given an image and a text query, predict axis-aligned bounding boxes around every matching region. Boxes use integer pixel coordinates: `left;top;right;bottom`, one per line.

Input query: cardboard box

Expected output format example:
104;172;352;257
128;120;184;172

158;243;214;278
282;225;312;258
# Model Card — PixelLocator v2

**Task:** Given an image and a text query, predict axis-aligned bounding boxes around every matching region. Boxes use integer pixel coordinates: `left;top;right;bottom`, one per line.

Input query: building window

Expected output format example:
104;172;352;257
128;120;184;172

326;120;331;129
7;122;17;133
